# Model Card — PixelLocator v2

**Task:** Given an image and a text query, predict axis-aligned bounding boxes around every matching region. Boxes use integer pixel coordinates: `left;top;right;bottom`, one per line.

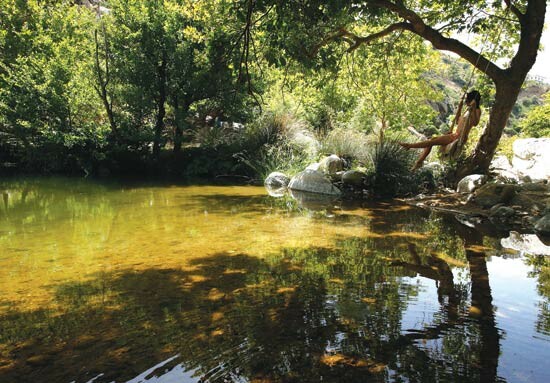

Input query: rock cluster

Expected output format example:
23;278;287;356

264;154;367;203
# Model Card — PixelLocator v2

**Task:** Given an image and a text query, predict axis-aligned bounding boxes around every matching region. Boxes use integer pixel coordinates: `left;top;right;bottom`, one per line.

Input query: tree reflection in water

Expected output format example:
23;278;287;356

0;179;546;382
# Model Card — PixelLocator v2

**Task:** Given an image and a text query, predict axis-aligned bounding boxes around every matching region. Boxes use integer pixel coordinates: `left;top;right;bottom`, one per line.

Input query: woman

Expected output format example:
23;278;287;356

400;90;482;170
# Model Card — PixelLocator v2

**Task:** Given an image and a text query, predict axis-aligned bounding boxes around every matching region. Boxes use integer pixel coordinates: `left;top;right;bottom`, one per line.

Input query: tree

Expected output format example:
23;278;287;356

0;1;105;172
241;0;546;177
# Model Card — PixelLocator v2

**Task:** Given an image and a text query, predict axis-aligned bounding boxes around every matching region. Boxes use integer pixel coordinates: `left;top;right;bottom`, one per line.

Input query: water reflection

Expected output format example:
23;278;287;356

0;178;548;382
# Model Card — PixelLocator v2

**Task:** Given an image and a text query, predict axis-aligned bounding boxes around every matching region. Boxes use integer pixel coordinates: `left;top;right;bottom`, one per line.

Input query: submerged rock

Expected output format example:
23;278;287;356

289;189;338;210
288;169;341;196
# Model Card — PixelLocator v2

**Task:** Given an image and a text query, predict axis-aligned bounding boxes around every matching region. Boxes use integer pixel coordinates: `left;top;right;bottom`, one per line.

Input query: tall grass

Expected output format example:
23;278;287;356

319;128;374;165
234;112;315;181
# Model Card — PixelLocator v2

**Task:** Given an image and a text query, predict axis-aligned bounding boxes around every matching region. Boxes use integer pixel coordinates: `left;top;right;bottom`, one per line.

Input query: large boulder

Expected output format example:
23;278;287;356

473;183;518;208
490;155;520;183
306;162;320;171
318;155;344;175
512;138;550;182
288;169;341;196
289;189;338;210
457;174;487;193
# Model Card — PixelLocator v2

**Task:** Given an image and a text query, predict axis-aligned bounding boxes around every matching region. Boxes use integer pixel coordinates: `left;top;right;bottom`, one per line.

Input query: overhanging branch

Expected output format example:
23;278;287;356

367;0;505;83
312;22;413;56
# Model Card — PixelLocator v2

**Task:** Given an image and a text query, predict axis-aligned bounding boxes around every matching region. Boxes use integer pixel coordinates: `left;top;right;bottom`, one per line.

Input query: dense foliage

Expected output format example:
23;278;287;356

0;0;547;187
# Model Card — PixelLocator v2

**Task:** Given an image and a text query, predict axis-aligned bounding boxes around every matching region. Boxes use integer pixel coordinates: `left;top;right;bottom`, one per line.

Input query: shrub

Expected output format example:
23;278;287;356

365;139;422;198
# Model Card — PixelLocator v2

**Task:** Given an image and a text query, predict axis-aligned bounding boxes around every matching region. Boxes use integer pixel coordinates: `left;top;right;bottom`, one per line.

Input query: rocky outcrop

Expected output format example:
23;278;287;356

288;169;341;196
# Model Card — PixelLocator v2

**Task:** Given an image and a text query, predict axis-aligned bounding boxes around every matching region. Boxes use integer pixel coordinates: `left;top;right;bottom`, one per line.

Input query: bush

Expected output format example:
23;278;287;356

365;139;423;198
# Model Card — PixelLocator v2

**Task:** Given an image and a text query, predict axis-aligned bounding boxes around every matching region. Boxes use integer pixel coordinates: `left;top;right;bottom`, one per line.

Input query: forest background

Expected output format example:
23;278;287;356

0;0;548;190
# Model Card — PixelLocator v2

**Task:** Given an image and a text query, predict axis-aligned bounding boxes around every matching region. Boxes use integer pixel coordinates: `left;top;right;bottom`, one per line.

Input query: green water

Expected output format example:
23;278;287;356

0;177;549;383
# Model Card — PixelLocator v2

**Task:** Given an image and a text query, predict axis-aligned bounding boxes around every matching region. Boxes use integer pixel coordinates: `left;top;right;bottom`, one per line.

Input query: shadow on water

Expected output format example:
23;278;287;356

0;178;549;382
0;228;511;383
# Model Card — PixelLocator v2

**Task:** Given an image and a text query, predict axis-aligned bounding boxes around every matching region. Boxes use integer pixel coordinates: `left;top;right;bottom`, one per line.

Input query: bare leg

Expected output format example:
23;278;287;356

412;147;432;170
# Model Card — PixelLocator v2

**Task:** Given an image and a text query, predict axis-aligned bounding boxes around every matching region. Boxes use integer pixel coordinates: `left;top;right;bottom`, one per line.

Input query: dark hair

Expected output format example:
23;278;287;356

466;90;481;108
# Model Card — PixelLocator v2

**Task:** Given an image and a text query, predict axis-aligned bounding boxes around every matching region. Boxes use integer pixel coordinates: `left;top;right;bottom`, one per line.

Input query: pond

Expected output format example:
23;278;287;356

0;177;549;383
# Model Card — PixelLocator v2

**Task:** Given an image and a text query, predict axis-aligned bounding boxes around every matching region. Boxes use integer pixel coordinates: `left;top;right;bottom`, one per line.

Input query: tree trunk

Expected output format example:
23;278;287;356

465;232;499;383
173;98;190;154
94;28;118;142
153;50;168;159
456;78;523;179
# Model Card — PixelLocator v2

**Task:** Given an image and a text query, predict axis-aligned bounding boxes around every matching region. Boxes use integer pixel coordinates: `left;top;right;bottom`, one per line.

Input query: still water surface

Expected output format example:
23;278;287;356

0;177;549;383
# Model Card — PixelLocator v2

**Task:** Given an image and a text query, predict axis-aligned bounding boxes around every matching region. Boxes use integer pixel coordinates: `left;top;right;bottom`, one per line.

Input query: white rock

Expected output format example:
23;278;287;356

318;154;344;175
512;138;550;182
491;155;512;171
456;174;488;193
490;155;520;182
288;169;341;196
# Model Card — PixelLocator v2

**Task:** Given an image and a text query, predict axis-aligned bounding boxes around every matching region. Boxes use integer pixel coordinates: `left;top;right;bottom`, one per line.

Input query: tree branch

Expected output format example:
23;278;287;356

312;22;413;56
367;0;505;83
504;0;525;23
